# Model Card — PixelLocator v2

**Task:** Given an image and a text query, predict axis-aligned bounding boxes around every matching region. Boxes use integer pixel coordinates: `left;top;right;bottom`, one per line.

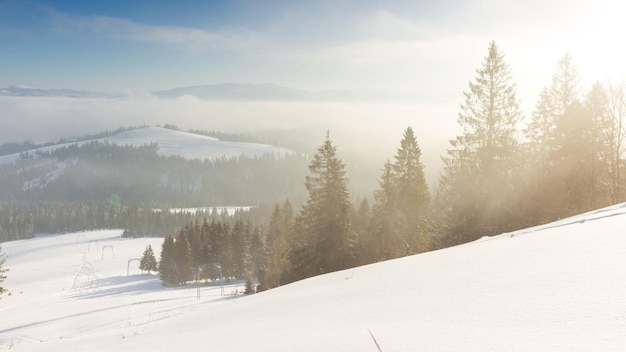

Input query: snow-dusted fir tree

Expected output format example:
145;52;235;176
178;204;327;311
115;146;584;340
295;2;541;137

440;40;523;243
139;244;158;274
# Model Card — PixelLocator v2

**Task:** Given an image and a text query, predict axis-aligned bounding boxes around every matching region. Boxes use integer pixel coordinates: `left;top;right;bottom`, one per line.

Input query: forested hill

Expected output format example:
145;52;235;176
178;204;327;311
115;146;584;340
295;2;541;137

0;127;309;207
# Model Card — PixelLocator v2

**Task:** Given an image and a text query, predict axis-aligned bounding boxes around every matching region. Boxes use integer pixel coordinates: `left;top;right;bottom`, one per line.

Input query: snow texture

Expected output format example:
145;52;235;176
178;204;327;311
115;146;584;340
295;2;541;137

2;203;626;351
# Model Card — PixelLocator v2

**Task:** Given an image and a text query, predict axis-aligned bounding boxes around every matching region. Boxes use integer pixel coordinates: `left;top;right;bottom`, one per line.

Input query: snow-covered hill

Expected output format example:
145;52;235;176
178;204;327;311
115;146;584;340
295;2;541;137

0;127;294;194
0;127;292;166
2;203;626;351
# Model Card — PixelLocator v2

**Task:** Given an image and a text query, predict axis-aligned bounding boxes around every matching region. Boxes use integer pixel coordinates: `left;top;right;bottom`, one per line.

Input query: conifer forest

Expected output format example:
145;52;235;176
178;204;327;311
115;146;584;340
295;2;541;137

3;41;626;289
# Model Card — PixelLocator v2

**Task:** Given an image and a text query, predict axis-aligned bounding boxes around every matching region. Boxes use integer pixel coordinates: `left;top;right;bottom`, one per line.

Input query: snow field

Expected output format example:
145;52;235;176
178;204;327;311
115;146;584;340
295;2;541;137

0;230;245;351
2;203;626;351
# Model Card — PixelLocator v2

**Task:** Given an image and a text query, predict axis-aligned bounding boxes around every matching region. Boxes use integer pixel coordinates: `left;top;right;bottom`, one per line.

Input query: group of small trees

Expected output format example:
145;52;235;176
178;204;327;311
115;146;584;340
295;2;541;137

261;128;430;287
156;218;264;288
147;129;431;290
261;40;626;288
435;41;626;246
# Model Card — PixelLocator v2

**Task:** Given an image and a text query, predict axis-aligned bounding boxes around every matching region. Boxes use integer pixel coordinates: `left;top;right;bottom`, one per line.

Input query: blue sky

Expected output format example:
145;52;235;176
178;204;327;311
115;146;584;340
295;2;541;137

0;0;625;170
4;0;623;97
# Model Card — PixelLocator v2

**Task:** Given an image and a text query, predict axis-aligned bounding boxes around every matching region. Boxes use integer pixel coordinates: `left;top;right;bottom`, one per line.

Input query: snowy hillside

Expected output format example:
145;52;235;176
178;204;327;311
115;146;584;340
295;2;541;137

0;127;295;196
0;126;293;166
2;204;626;351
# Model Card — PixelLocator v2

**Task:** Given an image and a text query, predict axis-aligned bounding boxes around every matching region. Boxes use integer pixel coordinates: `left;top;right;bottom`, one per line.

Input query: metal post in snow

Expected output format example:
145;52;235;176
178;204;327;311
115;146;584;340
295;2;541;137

196;267;203;300
217;264;224;296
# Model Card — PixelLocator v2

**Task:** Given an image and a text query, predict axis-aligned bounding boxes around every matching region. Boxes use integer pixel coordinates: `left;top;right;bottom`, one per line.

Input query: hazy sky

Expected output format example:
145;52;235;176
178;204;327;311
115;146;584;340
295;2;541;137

1;0;625;177
2;0;624;96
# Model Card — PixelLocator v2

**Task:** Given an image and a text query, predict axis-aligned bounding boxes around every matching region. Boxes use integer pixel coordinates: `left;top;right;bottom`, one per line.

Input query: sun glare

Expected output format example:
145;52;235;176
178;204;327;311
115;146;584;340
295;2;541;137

571;1;626;84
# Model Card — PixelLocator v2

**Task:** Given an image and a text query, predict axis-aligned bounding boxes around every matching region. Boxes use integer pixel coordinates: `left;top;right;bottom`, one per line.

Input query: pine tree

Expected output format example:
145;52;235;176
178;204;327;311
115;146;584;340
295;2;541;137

139;244;158;274
230;219;247;279
265;201;294;288
290;132;356;281
521;54;585;224
606;81;626;203
439;41;523;244
174;231;193;285
0;244;7;294
369;160;401;260
390;127;430;254
368;127;431;260
550;54;580;116
159;236;177;286
585;82;612;209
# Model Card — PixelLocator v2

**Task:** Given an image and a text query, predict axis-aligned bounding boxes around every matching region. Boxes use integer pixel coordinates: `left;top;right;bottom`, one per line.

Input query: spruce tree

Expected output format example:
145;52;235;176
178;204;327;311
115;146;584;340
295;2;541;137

606;81;626;203
522;54;583;224
390;127;430;254
585;82;612;209
439;41;523;244
368;128;430;260
159;236;177;286
174;231;193;285
290;132;355;281
265;201;294;288
139;244;158;274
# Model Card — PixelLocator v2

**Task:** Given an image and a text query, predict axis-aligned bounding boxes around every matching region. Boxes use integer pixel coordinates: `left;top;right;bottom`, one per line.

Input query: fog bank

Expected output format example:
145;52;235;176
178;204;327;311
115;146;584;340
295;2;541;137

1;95;460;182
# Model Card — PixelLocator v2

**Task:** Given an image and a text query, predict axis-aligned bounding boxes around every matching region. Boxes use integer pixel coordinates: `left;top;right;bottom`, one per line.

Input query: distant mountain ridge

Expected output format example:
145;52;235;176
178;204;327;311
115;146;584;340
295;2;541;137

0;83;407;101
152;82;406;101
0;85;114;98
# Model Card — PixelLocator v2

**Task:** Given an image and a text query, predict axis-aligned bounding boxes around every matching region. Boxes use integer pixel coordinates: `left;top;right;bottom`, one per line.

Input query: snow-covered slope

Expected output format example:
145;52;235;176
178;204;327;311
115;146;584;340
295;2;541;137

0;127;292;166
2;204;626;351
105;127;292;159
0;127;294;193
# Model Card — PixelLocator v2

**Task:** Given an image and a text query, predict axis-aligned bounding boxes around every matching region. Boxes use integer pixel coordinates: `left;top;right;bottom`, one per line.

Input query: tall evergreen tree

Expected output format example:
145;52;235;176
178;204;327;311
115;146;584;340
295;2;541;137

390;127;431;254
139;244;158;274
521;54;585;224
174;231;193;285
550;54;580;117
606;81;626;203
264;201;294;288
585;82;612;209
158;236;177;286
230;219;247;279
290;132;355;281
368;127;431;260
439;41;523;244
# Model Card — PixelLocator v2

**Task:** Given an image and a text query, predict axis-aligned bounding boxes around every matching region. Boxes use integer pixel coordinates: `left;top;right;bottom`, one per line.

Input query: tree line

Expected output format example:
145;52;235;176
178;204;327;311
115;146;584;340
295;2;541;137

156;217;265;288
434;41;626;246
6;40;626;293
0;201;273;242
0;141;310;207
152;128;430;289
175;41;626;289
